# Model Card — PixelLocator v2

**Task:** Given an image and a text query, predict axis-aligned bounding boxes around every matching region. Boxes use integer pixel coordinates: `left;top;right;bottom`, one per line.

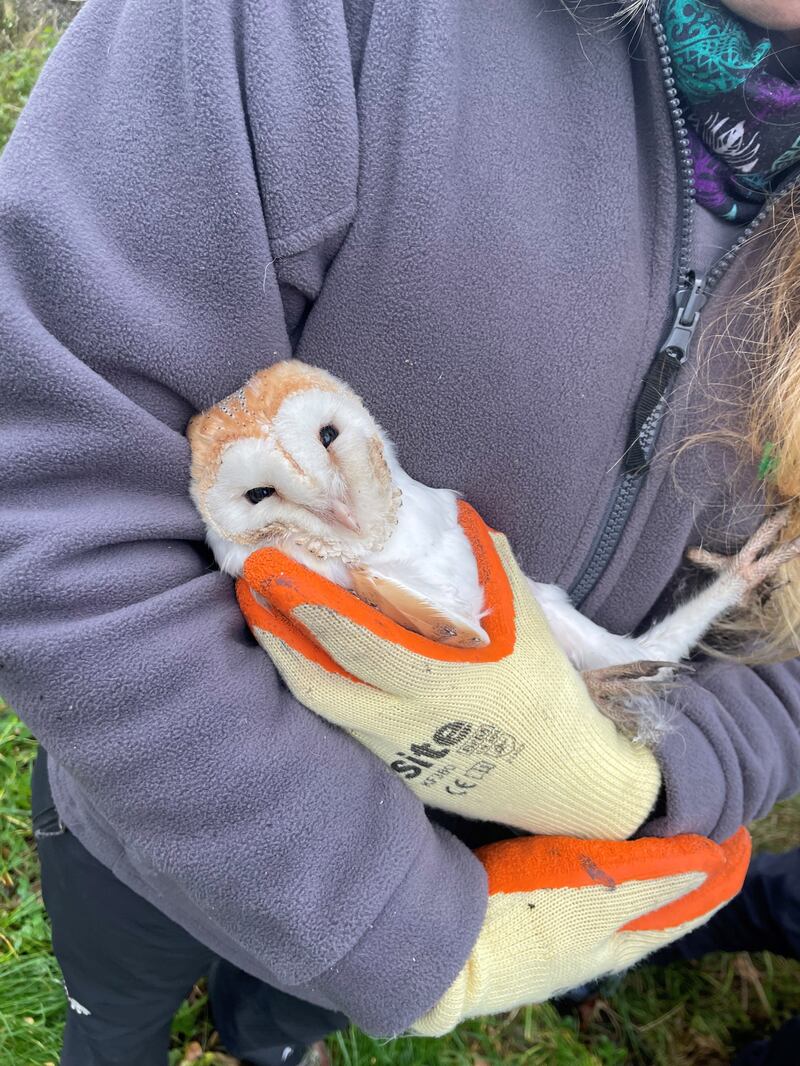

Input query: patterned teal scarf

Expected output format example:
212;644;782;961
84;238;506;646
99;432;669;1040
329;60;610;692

663;0;800;221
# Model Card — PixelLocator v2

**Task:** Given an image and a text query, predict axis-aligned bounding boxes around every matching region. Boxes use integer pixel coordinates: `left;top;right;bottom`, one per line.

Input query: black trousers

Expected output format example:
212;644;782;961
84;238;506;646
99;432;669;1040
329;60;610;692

32;751;346;1066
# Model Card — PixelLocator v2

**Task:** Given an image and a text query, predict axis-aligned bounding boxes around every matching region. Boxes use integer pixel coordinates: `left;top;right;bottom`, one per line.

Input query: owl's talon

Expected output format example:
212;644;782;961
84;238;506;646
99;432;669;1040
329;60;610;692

687;509;800;595
582;660;684;705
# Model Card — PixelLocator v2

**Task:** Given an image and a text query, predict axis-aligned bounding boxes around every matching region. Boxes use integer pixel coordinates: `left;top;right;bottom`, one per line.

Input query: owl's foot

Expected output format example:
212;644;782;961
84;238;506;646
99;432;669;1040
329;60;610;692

686;509;800;598
582;661;693;744
581;660;690;705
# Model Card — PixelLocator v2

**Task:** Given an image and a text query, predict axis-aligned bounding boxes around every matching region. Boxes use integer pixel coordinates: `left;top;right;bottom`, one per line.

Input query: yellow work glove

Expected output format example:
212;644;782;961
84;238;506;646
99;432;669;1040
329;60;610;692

413;827;751;1035
238;502;661;839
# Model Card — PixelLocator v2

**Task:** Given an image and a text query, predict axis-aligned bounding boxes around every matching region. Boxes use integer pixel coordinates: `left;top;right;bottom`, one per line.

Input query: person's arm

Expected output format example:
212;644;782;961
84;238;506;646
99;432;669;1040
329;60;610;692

643;657;800;841
0;0;487;1035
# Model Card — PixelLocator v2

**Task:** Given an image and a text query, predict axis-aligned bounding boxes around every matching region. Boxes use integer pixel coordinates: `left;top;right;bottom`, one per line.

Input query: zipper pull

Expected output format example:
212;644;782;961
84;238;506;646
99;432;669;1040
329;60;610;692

624;272;706;475
661;272;707;363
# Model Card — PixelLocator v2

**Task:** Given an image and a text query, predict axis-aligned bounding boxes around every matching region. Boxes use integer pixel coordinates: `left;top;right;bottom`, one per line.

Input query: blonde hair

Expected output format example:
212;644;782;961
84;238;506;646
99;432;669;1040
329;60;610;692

723;193;800;662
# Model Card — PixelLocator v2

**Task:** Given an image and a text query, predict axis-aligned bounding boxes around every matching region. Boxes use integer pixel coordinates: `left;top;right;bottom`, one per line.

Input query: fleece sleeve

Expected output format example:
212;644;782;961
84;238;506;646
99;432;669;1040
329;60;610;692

0;0;487;1036
642;657;800;842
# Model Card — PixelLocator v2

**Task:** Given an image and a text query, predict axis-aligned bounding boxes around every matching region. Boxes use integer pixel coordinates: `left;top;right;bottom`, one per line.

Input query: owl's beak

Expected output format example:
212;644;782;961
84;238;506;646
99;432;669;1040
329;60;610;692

319;496;361;534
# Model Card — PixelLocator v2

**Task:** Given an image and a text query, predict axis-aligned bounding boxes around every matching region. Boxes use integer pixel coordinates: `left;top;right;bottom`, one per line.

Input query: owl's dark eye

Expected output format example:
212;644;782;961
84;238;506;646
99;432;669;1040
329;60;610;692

244;487;275;504
319;424;339;449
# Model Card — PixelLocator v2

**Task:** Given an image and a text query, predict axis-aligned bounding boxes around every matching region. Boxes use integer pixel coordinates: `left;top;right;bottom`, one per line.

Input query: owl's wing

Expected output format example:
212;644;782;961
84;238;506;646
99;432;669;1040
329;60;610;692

350;567;489;648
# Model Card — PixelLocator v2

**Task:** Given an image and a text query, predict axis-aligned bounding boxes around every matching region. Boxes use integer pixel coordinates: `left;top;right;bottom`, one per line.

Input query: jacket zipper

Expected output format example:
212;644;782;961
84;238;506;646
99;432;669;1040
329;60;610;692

568;3;800;608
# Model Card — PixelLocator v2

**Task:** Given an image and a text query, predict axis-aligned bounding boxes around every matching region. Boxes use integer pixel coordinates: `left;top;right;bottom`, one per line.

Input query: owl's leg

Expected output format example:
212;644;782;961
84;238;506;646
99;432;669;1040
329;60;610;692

529;510;800;674
637;510;800;662
527;580;647;670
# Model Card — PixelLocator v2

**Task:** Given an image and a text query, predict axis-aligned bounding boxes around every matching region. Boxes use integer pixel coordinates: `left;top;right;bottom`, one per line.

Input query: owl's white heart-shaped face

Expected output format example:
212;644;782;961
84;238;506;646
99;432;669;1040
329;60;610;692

188;361;402;574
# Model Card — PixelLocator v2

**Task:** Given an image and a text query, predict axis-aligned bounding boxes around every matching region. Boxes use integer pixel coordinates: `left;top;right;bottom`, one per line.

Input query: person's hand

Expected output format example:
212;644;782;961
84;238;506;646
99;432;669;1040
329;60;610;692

413;827;751;1034
237;503;661;839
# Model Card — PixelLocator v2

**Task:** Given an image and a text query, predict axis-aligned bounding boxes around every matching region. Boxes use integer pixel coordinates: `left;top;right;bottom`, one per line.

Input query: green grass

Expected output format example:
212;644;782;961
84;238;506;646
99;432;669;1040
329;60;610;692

2;15;800;1066
0;18;58;150
0;715;64;1066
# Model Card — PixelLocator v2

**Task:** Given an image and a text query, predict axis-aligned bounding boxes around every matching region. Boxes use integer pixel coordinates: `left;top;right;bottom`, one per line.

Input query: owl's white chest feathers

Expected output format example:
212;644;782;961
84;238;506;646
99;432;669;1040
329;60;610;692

274;469;484;627
356;470;485;626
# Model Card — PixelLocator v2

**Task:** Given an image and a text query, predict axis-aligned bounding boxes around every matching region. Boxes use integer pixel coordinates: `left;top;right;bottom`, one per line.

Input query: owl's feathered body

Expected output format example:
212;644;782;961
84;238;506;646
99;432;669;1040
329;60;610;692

189;360;800;734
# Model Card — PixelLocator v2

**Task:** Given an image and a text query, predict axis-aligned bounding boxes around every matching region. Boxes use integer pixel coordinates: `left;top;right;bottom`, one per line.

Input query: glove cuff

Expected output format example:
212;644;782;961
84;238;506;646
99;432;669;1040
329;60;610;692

410;966;471;1037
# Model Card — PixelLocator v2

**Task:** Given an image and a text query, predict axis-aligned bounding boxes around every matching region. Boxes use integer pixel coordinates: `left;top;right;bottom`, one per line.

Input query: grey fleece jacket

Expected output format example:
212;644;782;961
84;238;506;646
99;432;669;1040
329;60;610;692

1;0;799;1036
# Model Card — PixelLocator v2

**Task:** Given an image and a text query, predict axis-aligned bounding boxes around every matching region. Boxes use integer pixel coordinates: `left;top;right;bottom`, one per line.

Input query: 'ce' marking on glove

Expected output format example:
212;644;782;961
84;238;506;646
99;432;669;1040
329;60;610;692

445;779;477;796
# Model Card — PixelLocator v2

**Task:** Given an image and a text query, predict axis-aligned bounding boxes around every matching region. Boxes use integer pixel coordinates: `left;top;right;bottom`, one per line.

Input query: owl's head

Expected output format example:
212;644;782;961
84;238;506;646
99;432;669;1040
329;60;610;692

187;361;402;575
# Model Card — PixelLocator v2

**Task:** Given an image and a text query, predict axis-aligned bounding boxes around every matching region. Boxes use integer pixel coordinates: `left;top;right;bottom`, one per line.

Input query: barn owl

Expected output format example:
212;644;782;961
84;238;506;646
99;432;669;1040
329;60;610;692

188;360;800;737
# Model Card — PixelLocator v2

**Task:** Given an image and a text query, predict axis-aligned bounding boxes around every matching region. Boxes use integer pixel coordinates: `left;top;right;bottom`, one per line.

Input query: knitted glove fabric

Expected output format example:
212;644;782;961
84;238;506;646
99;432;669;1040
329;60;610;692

413;827;751;1035
238;503;661;839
